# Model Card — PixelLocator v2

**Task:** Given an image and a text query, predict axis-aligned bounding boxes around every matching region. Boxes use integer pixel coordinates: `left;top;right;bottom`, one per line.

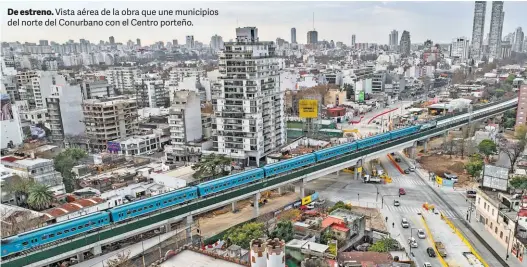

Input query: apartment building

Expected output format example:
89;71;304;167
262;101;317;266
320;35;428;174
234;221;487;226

135;75;169;108
213;27;285;166
82;96;139;151
45;82;85;142
105;67;140;94
1;156;65;195
516;85;527;127
80;80;116;100
164;90;207;164
111;133;161;156
475;188;527;262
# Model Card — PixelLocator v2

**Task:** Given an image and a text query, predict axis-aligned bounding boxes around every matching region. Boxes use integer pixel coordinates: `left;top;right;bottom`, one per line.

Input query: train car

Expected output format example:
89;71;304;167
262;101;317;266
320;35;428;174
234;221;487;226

418;120;437;131
196;168;265;197
1;212;110;257
263;153;316;177
110;187;199;223
389;126;420;140
314;142;357;162
356;132;392;150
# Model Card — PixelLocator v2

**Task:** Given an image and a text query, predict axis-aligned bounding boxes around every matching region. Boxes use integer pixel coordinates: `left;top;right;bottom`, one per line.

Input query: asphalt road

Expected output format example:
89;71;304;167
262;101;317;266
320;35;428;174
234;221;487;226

305;153;487;267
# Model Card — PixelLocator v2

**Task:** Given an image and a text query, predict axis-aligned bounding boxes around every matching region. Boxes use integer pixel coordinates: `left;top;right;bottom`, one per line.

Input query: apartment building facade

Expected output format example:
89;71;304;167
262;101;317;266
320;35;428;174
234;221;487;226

213;27;285;166
82;96;139;151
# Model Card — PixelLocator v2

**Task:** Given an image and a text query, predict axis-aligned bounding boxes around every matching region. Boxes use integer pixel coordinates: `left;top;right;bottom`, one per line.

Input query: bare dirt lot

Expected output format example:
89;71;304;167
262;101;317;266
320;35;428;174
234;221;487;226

418;154;476;187
198;192;299;238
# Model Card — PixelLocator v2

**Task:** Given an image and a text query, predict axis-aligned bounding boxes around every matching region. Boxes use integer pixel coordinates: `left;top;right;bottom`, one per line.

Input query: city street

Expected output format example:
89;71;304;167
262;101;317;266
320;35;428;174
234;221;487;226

304;152;503;267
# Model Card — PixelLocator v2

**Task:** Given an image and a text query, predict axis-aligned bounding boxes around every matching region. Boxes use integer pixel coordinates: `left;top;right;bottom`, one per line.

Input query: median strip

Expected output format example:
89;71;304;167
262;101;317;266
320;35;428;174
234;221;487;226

387;154;404;174
440;212;489;267
420;214;449;267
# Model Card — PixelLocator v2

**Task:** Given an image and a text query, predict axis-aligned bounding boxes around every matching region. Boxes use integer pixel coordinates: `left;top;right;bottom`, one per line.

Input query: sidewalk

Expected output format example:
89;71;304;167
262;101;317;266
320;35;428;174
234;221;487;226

415;167;525;267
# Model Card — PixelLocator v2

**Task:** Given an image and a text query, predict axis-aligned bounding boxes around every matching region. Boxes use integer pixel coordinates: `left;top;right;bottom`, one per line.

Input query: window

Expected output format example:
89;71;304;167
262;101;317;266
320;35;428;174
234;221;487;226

42;235;48;240
22;241;29;246
78;226;83;230
64;230;70;234
495;227;498;234
57;232;62;235
49;234;55;238
71;227;76;231
500;231;503;238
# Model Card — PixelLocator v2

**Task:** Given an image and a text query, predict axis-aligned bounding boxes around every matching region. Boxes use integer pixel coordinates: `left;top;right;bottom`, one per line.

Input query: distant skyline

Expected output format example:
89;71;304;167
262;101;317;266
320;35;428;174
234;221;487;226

2;1;526;45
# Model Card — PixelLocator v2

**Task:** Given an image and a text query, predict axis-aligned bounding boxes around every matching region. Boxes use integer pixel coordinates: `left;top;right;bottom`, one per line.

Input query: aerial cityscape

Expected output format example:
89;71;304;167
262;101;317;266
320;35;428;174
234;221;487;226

1;1;527;267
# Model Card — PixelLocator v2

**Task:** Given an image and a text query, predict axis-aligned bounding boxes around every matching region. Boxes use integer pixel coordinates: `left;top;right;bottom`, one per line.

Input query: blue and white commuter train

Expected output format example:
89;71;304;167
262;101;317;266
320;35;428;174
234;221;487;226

0;122;435;258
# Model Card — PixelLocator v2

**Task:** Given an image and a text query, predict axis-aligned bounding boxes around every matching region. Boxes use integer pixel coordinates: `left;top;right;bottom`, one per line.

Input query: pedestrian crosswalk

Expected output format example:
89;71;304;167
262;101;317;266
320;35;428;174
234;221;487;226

385;205;457;218
389;176;426;186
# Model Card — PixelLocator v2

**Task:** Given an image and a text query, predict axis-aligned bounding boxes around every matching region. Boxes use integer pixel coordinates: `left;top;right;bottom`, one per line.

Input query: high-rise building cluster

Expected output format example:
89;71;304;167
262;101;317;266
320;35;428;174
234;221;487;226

469;1;522;60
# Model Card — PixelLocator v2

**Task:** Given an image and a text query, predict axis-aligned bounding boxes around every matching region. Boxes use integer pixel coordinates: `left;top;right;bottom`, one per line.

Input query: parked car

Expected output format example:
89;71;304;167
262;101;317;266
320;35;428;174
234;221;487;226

427;247;436;257
443;172;458;183
417;229;426;239
401;218;410;228
404;169;410;174
146;151;155;155
399;188;406;195
394;200;400;206
306;203;315;210
409;166;416;172
423;262;432;267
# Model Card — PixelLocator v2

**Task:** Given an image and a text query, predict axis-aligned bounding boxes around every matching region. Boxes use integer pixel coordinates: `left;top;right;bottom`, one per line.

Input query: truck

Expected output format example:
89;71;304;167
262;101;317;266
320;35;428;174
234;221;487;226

434;241;447;257
371;159;384;176
363;174;382;183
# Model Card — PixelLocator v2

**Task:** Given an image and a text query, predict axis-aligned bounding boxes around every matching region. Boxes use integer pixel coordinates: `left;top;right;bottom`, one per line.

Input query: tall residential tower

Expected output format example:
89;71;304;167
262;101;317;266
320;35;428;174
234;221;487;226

488;1;504;59
213;27;285;166
291;28;297;44
470;1;486;59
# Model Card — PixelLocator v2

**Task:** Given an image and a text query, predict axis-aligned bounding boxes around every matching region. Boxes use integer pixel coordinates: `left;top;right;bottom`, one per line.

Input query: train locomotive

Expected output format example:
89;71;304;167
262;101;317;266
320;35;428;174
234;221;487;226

1;122;436;258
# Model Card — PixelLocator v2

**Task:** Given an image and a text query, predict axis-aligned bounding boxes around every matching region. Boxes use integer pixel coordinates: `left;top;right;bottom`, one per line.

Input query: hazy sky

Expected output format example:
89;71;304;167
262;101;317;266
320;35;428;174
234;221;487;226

1;1;526;45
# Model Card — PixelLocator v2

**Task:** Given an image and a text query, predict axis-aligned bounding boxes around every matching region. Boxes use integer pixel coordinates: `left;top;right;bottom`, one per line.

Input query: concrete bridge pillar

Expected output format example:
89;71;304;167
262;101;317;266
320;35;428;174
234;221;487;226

231;201;237;212
77;252;85;263
277;187;282;195
186;215;193;242
354;164;361;180
164;222;172;232
91;244;102;256
336;170;340;176
295;180;305;198
253;192;261;218
409;142;417;159
423;138;429;153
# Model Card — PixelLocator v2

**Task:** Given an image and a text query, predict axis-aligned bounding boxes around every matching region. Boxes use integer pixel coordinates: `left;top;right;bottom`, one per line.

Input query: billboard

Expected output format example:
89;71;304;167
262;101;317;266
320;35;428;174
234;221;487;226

107;141;121;153
482;165;509;191
0;94;14;121
298;99;318;118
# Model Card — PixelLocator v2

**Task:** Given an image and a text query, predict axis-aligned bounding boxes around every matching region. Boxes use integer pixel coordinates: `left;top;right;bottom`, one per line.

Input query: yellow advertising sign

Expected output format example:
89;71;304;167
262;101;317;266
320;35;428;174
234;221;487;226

357;167;363;173
436;176;443;185
299;99;318;118
302;195;312;205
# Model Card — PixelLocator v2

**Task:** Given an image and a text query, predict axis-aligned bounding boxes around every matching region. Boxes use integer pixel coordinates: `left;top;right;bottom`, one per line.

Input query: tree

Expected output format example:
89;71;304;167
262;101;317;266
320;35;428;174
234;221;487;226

270;221;294;242
465;154;484;179
369;237;398;252
320;229;336;245
500;140;525;173
505;74;516;85
328;201;352;213
54;148;88;192
478;139;498;160
2;175;33;206
509;175;527;195
224;222;265;249
191;154;232;180
27;183;54;211
106;251;134;267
